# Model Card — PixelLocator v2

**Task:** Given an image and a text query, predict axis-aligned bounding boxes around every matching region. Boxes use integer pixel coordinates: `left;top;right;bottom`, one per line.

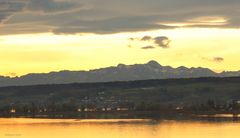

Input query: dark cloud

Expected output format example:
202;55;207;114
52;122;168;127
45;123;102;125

213;57;224;62
52;15;172;34
141;46;155;49
0;0;240;35
0;0;26;24
128;35;171;49
26;0;82;14
141;36;152;41
154;36;170;48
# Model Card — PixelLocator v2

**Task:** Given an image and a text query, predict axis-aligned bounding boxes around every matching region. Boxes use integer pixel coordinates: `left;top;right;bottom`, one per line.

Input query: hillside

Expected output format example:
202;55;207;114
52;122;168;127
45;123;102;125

0;77;239;108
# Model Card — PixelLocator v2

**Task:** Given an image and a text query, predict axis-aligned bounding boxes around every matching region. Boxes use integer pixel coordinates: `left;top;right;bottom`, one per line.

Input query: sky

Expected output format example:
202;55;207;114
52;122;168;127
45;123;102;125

0;0;240;77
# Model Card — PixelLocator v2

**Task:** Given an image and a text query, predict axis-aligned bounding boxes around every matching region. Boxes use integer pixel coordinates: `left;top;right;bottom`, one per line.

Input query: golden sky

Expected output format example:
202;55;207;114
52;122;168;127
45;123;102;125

0;28;239;76
0;0;240;76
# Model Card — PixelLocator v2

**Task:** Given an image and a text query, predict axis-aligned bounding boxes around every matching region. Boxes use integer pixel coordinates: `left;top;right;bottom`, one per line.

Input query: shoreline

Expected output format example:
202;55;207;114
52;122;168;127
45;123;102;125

1;111;240;122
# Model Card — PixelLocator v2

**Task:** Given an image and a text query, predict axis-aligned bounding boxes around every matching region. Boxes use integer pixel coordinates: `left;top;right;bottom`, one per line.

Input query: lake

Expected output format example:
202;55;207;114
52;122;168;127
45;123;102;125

0;118;240;138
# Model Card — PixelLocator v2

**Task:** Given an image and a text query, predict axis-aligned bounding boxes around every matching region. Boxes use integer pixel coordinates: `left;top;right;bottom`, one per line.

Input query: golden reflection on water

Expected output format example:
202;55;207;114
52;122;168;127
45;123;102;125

0;118;240;138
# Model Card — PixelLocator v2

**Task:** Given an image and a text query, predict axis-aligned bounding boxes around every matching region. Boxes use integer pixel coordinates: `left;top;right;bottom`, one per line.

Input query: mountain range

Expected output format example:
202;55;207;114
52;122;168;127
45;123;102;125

0;60;239;87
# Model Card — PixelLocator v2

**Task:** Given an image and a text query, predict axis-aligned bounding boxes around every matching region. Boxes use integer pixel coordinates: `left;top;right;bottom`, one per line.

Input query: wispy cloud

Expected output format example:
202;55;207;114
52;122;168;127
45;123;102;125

202;57;224;63
213;57;224;62
141;45;155;50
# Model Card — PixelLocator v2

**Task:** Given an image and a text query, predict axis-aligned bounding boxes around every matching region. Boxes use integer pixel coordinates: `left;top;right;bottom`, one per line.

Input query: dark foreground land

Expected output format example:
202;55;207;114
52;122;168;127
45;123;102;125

0;77;240;119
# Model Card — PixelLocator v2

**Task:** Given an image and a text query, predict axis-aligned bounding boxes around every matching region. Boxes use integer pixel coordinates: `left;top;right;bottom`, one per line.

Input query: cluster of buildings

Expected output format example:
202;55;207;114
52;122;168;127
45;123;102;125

7;91;134;114
75;92;134;112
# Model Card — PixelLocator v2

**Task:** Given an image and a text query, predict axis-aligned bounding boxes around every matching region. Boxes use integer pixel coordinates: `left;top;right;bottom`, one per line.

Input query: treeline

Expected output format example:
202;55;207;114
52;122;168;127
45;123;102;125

1;99;240;117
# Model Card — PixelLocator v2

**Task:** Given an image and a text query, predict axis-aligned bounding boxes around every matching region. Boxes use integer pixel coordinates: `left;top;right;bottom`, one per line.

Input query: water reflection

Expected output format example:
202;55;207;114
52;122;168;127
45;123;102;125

0;118;240;138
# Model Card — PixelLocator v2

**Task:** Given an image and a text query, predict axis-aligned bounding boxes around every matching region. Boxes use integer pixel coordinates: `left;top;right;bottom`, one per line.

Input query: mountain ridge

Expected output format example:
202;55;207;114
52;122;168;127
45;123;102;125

0;60;239;87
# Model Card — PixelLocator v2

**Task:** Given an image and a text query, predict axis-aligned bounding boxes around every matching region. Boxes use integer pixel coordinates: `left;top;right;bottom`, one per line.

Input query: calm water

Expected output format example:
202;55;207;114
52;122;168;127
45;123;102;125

0;118;240;138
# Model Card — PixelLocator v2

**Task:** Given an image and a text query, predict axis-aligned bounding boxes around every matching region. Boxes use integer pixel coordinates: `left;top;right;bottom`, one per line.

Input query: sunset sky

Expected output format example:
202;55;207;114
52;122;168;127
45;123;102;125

0;0;240;77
